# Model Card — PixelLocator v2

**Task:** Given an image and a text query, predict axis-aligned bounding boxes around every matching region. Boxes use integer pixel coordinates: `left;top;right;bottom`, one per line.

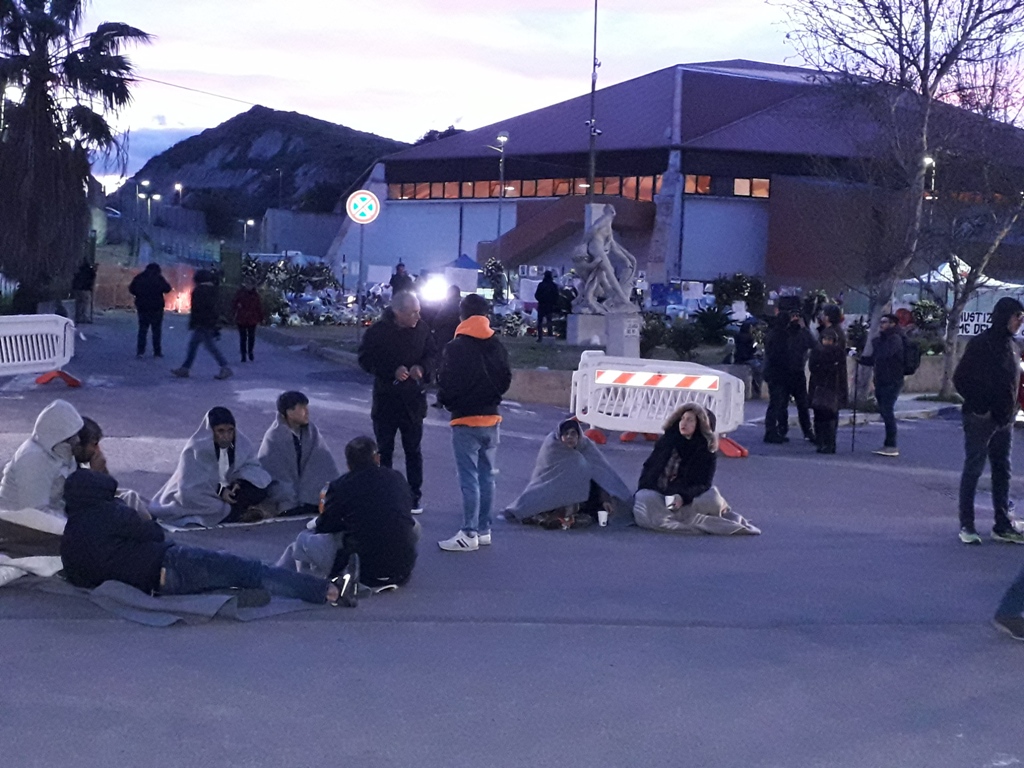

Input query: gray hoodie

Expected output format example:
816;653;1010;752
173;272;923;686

0;400;84;513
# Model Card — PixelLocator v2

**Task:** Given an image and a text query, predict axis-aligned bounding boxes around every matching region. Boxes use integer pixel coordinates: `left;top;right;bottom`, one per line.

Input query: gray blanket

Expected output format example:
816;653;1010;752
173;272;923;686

505;430;633;520
258;417;339;513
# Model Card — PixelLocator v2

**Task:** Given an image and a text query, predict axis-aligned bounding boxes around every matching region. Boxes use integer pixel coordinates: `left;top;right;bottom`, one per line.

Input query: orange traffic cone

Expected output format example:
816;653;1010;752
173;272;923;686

718;436;748;458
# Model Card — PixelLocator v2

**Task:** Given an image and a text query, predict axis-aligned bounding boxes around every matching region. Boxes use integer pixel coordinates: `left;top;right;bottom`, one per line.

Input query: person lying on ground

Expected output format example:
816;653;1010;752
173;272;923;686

634;403;760;535
62;469;358;607
149;407;274;528
503;418;632;529
278;436;418;590
73;417;152;519
258;391;339;517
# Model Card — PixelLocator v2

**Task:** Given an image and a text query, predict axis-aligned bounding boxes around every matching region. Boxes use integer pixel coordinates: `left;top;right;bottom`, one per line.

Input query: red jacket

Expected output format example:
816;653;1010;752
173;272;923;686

232;288;264;327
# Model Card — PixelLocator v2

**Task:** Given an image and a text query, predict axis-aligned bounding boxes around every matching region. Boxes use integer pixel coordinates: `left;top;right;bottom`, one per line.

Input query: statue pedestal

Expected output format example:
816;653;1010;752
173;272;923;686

567;313;641;357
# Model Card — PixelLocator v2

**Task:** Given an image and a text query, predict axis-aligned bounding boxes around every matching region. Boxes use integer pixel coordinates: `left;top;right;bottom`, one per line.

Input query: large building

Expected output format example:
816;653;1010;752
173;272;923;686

326;59;1024;297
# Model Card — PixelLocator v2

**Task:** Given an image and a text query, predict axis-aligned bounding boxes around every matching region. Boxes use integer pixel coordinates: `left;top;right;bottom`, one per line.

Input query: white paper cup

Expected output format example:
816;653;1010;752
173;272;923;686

597;509;609;526
665;495;675;508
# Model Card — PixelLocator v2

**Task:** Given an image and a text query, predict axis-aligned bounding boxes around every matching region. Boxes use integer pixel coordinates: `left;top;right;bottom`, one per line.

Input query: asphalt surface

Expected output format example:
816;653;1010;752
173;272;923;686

2;311;1024;768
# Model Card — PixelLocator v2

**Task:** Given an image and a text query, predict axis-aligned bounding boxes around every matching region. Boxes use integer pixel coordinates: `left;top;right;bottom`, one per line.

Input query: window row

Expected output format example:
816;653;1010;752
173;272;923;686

387;174;771;201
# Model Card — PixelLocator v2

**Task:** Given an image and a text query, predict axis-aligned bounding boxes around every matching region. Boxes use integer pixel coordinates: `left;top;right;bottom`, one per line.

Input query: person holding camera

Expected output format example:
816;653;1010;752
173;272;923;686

763;307;816;444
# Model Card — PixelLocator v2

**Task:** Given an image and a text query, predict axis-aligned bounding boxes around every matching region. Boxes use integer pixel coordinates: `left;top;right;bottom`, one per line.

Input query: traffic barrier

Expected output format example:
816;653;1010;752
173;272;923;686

571;351;745;447
0;314;81;387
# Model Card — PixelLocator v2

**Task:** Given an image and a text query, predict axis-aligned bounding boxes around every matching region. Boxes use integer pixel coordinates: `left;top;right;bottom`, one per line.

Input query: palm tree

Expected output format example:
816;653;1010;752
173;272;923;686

0;1;149;307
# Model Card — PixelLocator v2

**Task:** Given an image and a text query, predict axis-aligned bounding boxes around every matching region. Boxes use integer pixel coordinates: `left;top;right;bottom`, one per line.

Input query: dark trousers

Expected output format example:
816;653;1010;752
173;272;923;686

238;325;256;360
161;544;328;604
537;309;555;340
765;372;813;439
373;414;424;506
220;480;270;523
182;327;228;369
137;309;164;356
874;381;902;447
959;411;1013;534
813;409;838;453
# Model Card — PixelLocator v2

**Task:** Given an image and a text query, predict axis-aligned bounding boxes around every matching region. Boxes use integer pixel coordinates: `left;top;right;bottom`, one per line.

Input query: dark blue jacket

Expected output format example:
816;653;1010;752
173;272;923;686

61;470;171;593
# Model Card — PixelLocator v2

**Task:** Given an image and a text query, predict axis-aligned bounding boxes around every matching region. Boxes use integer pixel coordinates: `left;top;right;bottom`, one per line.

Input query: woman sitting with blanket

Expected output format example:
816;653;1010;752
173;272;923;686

634;403;760;535
504;419;632;529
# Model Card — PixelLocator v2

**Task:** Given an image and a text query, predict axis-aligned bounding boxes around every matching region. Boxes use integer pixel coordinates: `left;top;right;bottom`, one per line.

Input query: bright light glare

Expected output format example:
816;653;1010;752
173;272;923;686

419;274;450;303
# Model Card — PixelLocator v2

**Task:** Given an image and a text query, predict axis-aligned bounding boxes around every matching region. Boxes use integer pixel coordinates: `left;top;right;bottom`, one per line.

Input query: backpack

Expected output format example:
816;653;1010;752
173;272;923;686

903;338;922;376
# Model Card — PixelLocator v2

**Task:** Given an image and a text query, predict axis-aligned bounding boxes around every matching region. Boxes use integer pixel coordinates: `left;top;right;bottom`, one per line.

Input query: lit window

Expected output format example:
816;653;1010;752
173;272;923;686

430;182;444;199
443;181;460;199
734;178;752;197
388;184;402;200
536;179;554;197
621;177;638;199
684;175;711;195
638;176;654;202
752;178;770;198
504;180;521;198
553;179;571;196
603;177;620;195
462;182;474;198
655;175;663;194
522;180;537;197
402;183;417;199
414;182;430;200
473;181;490;198
489;181;502;197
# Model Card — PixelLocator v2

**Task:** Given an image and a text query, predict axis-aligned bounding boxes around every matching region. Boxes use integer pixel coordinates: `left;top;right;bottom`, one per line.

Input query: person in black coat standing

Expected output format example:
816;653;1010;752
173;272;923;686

955;296;1024;547
358;290;435;513
857;313;906;457
128;263;171;357
763;309;816;443
534;271;560;342
808;328;849;454
172;270;232;380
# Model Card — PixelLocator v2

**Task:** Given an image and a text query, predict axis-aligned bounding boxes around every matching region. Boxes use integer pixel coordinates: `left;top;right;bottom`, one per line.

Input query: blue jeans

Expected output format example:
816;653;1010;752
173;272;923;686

161;544;328;604
959;411;1013;533
182;327;228;369
452;424;499;535
874;381;902;447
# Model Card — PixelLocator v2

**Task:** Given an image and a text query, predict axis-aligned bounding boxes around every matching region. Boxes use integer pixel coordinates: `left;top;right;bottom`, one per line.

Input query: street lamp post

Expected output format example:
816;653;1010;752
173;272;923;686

174;183;183;205
242;219;255;244
488;131;510;269
585;0;601;203
138;192;160;225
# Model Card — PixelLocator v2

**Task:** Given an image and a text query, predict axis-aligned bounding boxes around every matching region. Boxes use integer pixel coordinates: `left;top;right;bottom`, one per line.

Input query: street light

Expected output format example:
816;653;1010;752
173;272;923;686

174;183;183;204
138;191;160;225
487;131;510;263
241;218;255;243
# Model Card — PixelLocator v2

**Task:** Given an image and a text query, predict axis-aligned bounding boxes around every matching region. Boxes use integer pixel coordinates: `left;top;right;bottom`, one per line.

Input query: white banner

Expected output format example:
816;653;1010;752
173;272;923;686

958;311;991;336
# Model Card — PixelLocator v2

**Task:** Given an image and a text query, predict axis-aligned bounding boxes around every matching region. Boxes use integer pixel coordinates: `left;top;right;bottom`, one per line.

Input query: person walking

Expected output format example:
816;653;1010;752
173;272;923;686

232;279;264;363
357;290;435;514
171;270;232;380
128;263;172;358
534;270;560;342
857;313;906;457
763;308;815;443
436;294;512;551
954;297;1024;546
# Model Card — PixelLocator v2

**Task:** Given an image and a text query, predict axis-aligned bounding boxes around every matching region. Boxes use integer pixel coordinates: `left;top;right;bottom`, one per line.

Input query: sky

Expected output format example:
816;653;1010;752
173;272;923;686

80;0;796;186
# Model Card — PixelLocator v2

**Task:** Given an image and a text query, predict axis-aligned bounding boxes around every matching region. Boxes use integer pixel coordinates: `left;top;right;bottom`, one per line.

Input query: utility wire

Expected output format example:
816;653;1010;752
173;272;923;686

133;75;260;107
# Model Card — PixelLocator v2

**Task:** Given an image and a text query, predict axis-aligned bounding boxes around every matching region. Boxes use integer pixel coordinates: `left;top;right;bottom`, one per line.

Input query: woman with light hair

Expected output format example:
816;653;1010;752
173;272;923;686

633;403;760;535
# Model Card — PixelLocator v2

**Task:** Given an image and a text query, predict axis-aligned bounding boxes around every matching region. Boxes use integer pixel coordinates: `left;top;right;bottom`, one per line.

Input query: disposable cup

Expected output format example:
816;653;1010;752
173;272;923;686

597;509;609;527
665;495;675;507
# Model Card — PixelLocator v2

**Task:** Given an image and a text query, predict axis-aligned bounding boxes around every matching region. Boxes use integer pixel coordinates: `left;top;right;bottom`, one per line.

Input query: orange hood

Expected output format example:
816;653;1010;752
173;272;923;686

454;315;494;339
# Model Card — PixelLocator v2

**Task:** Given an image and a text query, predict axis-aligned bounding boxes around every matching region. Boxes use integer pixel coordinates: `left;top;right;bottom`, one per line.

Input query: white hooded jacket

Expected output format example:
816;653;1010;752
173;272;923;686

0;399;83;515
148;413;272;528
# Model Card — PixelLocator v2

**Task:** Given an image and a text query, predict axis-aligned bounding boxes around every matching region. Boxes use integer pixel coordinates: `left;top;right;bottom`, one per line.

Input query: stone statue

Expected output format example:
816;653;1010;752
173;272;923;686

571;204;639;315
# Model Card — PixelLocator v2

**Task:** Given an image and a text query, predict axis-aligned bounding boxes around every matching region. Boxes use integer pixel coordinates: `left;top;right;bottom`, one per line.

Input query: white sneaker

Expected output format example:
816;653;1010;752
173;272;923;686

438;530;479;552
478;531;492;546
411;507;424;515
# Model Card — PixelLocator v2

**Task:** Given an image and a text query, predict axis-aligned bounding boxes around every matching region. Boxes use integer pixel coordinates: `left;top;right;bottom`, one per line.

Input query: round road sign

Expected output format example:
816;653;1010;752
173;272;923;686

346;190;380;224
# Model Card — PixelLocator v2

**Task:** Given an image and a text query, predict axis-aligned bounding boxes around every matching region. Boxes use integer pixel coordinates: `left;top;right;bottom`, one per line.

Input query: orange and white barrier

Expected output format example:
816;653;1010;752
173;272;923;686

0;315;80;387
571;350;745;437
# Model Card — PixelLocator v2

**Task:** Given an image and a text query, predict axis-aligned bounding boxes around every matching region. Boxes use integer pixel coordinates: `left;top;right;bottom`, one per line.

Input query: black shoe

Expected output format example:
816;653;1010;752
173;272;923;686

993;614;1024;640
248;353;254;361
804;433;816;443
154;353;163;358
763;435;788;444
330;554;360;608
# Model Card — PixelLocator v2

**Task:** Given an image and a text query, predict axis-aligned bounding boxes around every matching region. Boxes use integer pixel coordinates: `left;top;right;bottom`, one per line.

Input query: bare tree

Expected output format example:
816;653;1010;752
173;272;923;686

777;0;1024;346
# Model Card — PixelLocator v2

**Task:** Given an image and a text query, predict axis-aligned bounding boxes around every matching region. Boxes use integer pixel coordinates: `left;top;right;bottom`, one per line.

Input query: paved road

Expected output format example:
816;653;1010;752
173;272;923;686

2;311;1023;768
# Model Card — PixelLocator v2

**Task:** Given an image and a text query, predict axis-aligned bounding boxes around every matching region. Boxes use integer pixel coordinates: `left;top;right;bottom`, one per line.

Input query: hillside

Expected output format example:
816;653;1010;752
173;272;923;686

113;106;408;236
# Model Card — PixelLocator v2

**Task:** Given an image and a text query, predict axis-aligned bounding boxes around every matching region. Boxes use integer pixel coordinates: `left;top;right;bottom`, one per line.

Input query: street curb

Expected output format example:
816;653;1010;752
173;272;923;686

259;326;359;366
747;405;952;428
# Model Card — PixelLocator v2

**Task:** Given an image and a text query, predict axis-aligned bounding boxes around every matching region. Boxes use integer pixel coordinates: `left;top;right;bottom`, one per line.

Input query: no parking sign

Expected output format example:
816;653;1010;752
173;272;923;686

346;190;380;224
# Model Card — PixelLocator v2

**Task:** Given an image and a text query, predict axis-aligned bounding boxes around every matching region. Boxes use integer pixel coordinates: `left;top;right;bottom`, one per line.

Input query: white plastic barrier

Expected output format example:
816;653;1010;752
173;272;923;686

0;314;76;377
570;350;745;435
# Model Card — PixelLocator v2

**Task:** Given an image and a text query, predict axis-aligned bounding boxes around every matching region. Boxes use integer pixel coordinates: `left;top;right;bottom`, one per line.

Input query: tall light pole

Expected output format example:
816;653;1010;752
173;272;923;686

242;218;255;244
488;131;509;265
133;179;149;261
585;0;601;203
138;192;159;225
174;182;183;205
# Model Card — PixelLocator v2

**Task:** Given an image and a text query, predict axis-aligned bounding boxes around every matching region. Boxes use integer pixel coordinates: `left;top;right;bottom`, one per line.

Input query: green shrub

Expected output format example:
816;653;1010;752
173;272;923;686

690;304;733;345
667;319;703;360
640;312;668;357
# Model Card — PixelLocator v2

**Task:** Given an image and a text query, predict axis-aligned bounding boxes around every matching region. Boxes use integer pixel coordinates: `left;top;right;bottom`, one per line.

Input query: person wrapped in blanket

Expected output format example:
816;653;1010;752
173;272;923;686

503;419;632;529
633;403;760;535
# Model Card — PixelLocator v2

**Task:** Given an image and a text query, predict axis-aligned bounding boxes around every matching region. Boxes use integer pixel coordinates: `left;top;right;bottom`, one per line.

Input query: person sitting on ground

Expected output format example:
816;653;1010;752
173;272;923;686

278;436;418;590
808;329;849;454
503;419;632;529
0;400;83;556
73;417;152;518
61;469;358;607
634;403;760;535
258;391;339;517
149;407;274;528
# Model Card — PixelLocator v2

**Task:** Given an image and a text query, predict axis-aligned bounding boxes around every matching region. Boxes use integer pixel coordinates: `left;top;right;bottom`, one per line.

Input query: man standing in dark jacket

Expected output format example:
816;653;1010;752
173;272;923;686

315;436;418;587
172;270;232;380
61;469;358;606
954;296;1024;546
436;294;512;551
129;263;172;358
763;309;815;443
858;314;907;457
358;291;435;513
534;270;560;342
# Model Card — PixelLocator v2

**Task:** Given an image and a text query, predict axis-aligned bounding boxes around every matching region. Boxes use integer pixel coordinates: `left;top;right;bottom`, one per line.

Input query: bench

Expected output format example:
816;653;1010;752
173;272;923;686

0;314;81;387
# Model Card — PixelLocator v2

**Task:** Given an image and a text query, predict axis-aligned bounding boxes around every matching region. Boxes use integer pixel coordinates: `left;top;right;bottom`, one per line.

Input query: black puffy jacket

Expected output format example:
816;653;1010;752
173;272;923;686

954;297;1024;425
358;309;436;421
437;317;512;421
